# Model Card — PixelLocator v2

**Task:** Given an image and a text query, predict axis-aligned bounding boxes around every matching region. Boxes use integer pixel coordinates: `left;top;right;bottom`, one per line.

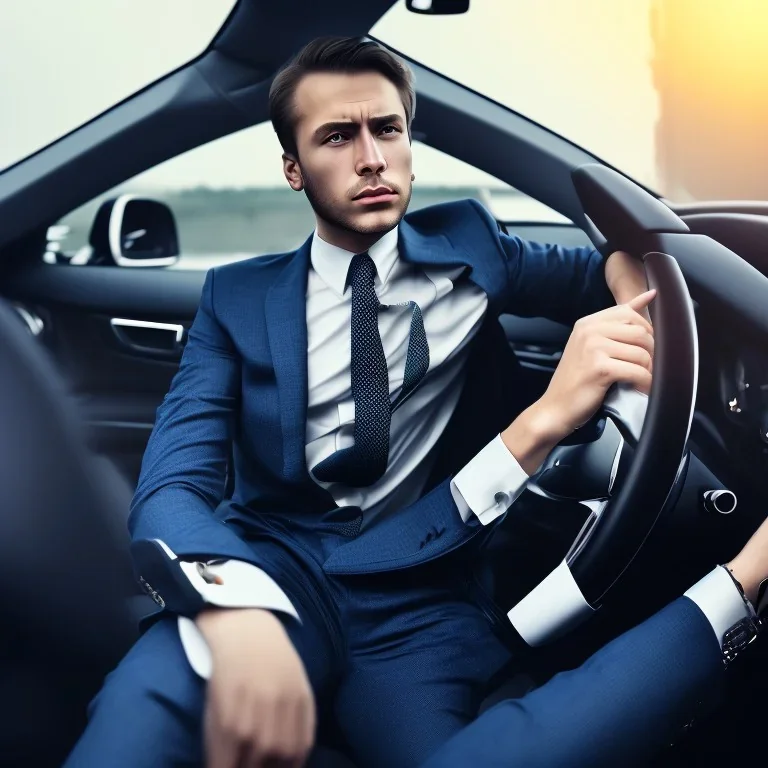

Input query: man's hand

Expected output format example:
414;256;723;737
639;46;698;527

541;288;656;429
502;290;655;474
196;607;316;768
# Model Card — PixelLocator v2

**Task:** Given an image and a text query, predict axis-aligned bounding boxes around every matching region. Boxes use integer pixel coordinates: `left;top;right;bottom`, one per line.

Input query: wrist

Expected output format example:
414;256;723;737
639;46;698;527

501;399;564;475
605;251;650;307
725;557;762;605
196;607;280;649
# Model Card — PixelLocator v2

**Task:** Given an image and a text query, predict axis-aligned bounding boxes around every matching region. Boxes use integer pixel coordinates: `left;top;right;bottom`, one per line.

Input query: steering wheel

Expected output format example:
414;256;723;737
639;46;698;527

506;164;699;646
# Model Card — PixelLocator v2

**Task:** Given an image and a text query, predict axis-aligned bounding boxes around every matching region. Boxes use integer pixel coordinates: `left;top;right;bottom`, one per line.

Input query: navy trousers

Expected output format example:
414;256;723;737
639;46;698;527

64;509;514;767
65;506;726;767
422;597;724;767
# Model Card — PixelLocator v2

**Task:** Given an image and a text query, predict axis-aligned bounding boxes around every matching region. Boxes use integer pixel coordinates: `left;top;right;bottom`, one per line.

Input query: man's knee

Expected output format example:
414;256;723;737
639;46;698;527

94;615;203;709
67;617;205;767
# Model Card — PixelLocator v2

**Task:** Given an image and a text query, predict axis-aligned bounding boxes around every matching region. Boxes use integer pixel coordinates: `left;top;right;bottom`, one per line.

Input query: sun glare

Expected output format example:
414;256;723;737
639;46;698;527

651;0;768;199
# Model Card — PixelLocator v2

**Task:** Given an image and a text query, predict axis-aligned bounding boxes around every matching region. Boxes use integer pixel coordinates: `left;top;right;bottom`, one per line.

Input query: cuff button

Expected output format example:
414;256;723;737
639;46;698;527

494;491;511;508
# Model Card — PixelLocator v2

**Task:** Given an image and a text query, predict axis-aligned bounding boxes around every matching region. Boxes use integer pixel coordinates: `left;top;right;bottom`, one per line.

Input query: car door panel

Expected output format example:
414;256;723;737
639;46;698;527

3;264;205;484
5;262;206;317
52;308;183;483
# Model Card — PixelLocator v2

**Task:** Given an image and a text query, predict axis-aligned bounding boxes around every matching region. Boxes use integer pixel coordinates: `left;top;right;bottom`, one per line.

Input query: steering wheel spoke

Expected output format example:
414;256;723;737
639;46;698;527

602;383;648;445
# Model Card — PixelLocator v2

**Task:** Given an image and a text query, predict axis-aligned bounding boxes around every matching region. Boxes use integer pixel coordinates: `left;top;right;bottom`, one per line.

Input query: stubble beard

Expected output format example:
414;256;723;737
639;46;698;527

302;171;412;237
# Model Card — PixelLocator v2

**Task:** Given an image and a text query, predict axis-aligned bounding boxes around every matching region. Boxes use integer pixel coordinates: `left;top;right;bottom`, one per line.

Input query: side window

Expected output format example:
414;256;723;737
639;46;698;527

409;142;567;225
48;123;310;270
48;125;566;270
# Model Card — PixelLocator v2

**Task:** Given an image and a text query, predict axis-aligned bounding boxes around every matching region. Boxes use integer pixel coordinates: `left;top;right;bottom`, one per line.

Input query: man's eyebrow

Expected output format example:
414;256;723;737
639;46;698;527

370;113;404;127
312;121;357;140
312;114;404;140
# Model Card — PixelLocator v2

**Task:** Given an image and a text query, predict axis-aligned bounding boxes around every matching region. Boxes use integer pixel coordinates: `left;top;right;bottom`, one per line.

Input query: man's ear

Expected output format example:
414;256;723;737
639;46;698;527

282;153;304;191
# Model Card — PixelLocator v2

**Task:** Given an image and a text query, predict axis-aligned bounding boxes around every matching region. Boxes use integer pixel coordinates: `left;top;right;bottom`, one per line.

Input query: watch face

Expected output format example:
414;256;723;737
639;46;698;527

724;619;752;647
723;617;762;667
139;576;166;608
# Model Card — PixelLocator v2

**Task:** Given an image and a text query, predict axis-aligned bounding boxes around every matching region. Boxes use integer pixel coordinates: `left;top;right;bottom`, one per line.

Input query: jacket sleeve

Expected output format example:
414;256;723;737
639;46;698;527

128;268;258;566
469;198;615;325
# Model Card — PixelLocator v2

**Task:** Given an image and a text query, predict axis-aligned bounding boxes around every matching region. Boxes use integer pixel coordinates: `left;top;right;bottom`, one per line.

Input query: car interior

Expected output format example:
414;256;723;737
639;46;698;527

0;0;767;765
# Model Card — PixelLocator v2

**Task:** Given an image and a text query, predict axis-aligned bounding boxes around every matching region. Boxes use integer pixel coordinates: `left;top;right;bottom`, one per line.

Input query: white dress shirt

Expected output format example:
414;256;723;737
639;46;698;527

177;227;749;678
304;226;524;526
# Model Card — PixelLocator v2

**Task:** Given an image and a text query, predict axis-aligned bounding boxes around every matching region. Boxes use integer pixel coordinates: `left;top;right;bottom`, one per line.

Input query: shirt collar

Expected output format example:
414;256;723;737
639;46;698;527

310;226;400;298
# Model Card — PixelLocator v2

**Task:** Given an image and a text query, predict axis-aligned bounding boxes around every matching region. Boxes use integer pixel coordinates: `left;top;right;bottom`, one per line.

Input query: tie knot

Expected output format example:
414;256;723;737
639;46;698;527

347;252;377;291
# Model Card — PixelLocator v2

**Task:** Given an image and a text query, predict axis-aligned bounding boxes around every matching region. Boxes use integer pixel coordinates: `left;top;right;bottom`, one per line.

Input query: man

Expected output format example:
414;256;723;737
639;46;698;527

65;37;765;768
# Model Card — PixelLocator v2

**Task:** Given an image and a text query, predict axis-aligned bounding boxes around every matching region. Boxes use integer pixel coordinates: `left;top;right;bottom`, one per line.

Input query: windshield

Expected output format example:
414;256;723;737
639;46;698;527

373;0;768;202
0;0;236;173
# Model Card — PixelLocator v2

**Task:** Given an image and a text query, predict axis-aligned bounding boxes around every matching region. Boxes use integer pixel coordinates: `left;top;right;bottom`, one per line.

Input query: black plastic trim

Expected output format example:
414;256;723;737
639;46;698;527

3;263;205;319
681;213;768;276
573;164;689;249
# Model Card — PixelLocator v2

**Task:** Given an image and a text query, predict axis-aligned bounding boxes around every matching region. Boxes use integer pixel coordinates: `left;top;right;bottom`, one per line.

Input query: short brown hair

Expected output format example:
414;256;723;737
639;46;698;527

269;36;416;157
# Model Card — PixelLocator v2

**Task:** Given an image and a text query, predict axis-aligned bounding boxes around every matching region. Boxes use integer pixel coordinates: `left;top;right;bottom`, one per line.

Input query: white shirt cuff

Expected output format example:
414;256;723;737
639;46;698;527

176;560;300;679
684;566;751;650
450;434;529;526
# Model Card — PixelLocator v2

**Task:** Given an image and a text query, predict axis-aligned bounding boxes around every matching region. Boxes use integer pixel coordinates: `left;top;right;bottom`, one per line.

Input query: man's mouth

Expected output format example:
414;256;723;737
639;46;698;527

353;186;397;205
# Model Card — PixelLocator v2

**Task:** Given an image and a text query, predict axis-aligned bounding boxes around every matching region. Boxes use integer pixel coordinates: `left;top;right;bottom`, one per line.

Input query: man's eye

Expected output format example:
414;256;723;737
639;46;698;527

327;133;345;144
380;125;398;135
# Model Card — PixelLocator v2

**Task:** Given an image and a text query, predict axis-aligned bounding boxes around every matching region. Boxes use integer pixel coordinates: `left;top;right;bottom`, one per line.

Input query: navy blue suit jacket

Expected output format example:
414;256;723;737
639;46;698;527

128;199;613;575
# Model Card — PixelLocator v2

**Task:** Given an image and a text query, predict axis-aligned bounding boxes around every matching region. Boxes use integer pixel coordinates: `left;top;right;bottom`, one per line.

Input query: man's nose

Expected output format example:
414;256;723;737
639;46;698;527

355;131;387;176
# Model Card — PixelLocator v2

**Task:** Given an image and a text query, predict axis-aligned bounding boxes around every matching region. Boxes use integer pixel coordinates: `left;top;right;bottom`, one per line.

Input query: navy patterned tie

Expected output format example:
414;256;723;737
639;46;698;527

312;252;429;488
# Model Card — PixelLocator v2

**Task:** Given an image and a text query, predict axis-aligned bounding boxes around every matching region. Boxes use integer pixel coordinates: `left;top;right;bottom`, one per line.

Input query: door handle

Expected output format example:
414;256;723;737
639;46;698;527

510;343;562;367
110;318;186;356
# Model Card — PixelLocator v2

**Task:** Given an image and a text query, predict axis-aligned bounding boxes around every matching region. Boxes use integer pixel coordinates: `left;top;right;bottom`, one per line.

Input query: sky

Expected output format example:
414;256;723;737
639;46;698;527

0;0;659;191
2;0;763;200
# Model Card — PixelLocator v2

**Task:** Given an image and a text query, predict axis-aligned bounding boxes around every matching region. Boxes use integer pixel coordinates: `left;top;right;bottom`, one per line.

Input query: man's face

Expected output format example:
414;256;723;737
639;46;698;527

283;71;413;246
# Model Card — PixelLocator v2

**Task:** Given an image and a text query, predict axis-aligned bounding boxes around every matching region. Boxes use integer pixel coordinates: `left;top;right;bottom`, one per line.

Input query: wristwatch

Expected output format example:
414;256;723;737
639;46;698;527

131;538;301;622
131;538;224;617
719;565;765;668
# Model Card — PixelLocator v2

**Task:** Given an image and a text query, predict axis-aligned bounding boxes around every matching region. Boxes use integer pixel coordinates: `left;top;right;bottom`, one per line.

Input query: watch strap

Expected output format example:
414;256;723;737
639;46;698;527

131;539;207;617
719;564;764;668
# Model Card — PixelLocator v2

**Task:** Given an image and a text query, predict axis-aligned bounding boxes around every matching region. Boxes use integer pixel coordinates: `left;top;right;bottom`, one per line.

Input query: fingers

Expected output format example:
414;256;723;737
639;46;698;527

579;292;655;335
575;321;654;364
297;690;316;766
602;338;653;372
627;288;657;313
205;688;314;768
599;358;653;395
614;302;653;335
205;693;245;768
596;323;655;359
257;695;313;768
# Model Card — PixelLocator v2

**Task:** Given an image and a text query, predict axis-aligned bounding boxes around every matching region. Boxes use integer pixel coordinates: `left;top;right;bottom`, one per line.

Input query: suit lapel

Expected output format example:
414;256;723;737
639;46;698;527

398;217;499;303
265;236;312;484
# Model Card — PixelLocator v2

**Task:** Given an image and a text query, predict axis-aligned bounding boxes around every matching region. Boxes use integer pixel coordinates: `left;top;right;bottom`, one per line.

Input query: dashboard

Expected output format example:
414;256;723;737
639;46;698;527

678;209;768;516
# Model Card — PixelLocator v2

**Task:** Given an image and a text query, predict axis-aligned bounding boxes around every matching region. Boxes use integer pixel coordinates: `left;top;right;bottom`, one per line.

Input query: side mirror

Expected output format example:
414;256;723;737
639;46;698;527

89;195;180;268
406;0;470;14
